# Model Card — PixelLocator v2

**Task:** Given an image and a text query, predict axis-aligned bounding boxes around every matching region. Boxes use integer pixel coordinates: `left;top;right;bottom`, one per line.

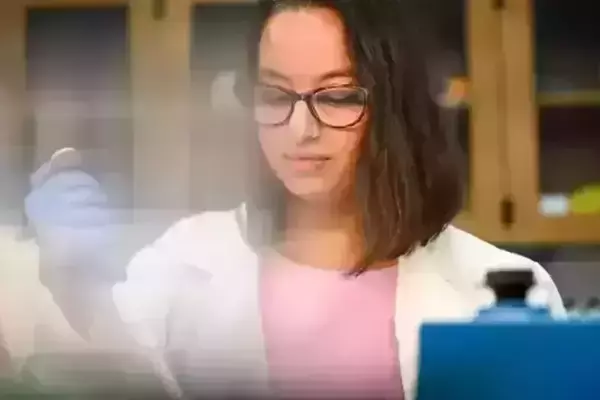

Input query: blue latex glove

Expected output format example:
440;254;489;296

24;148;123;284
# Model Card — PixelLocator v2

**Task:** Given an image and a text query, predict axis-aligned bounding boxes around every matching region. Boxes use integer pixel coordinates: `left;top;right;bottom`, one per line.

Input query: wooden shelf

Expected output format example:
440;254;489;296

538;91;600;107
442;91;600;109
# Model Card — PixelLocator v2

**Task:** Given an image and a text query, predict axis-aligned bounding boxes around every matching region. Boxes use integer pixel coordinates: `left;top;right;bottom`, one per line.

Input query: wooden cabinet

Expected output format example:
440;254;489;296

0;2;27;222
1;0;597;244
189;0;600;244
0;0;193;222
503;0;600;243
186;0;512;228
428;0;507;241
0;1;136;220
190;1;259;212
26;3;132;209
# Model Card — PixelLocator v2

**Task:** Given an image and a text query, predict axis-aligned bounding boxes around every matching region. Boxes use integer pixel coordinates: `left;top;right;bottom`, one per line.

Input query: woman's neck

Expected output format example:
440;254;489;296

278;196;363;270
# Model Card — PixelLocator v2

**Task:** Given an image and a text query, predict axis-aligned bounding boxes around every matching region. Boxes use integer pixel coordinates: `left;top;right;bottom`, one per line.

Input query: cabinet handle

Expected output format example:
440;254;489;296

153;0;167;20
500;197;515;228
492;0;506;11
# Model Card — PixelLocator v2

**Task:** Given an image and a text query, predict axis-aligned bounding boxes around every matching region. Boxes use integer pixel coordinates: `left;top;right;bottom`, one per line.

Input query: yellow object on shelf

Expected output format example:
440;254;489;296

570;184;600;215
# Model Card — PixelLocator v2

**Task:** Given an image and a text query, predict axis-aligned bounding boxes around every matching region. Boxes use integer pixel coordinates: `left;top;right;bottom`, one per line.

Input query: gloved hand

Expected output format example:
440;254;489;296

24;148;124;293
24;148;127;337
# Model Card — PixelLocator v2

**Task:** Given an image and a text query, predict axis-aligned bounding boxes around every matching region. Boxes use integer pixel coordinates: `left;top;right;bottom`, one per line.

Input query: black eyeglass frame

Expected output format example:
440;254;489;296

252;83;369;129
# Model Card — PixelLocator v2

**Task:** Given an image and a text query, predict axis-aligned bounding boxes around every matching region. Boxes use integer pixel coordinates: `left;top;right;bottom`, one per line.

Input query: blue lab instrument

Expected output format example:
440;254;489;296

417;269;600;400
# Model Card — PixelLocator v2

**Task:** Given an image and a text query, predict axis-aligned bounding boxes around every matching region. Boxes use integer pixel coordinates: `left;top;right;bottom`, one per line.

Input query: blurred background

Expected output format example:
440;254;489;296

0;0;599;316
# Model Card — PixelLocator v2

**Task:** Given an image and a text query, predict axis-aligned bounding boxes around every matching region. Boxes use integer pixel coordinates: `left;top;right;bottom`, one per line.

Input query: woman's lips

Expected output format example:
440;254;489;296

284;154;331;173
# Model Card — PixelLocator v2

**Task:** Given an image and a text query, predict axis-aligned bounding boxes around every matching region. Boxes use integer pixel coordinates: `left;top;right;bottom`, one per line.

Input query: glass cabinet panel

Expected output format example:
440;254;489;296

26;6;132;209
409;0;471;208
190;3;259;212
534;0;600;218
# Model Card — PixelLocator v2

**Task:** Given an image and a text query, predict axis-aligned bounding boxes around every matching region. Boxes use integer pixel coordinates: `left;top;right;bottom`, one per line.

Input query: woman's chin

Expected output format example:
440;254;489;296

283;179;341;205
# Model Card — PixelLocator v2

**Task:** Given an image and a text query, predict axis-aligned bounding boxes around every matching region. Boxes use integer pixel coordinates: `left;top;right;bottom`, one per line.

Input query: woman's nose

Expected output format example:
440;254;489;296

288;101;319;143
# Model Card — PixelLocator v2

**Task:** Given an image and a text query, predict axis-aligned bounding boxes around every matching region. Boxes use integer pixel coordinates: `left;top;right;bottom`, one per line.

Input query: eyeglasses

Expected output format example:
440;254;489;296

252;84;368;129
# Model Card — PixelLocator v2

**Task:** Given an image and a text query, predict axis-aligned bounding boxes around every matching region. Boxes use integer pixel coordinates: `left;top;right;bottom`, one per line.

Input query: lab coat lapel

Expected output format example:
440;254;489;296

237;241;475;400
394;241;476;400
228;206;478;400
225;230;475;400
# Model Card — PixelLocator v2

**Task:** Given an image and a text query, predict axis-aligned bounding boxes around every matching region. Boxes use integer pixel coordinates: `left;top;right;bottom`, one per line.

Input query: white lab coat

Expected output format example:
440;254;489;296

0;222;160;385
0;227;86;370
112;204;565;400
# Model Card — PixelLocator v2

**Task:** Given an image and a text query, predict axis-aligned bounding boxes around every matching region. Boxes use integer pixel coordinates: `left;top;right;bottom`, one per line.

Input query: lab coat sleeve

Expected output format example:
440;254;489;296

106;238;185;397
111;245;176;350
108;215;207;347
530;261;567;318
79;218;199;398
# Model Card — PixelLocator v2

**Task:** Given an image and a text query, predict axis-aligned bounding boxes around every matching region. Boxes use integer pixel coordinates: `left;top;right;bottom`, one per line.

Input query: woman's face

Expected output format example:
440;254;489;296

256;8;368;204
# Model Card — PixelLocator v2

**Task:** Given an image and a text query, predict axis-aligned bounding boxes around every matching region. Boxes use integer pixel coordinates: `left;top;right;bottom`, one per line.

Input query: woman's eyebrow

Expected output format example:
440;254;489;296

317;68;354;82
258;68;290;83
258;67;354;83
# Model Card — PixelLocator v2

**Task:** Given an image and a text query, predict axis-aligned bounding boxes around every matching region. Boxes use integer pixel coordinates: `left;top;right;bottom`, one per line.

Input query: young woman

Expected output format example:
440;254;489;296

27;0;564;399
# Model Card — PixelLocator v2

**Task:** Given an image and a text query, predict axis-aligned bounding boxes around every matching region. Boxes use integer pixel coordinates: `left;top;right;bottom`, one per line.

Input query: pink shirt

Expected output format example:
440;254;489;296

260;253;404;399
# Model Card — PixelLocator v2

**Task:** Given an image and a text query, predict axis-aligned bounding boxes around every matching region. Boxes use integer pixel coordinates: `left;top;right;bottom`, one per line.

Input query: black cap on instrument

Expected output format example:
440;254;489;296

486;269;535;302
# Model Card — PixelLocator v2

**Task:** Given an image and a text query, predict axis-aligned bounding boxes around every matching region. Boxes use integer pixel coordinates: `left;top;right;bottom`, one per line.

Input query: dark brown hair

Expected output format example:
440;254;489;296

239;0;464;274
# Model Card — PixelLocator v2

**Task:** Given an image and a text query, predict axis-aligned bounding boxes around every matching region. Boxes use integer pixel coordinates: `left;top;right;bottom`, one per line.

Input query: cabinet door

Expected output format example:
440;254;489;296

190;0;259;212
0;0;134;224
26;2;132;211
0;0;193;224
504;0;600;242
419;0;506;241
129;0;192;218
0;2;27;223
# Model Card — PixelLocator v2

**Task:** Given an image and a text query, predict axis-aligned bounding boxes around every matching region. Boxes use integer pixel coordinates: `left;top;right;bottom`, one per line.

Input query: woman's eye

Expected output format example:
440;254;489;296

255;88;290;105
317;90;364;106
